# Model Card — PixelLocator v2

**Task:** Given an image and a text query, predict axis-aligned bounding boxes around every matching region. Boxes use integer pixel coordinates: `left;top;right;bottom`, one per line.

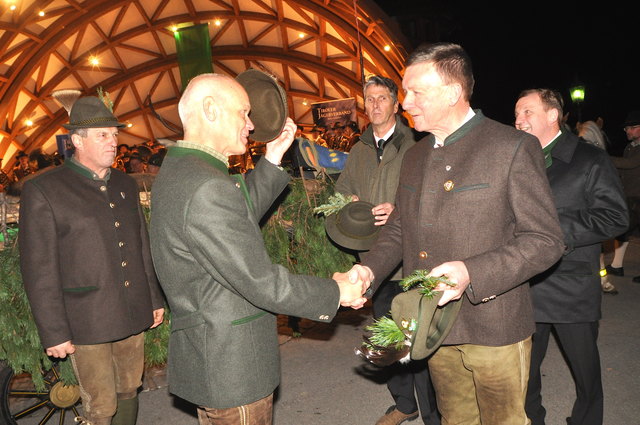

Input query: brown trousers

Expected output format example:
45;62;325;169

429;337;532;425
197;393;274;425
70;333;144;424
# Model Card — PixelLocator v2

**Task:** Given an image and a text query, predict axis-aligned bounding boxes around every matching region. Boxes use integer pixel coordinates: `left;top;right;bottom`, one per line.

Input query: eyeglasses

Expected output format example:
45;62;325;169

624;125;640;131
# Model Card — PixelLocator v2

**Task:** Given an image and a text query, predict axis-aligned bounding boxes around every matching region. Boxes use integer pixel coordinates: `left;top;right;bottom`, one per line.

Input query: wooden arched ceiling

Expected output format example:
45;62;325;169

0;0;410;170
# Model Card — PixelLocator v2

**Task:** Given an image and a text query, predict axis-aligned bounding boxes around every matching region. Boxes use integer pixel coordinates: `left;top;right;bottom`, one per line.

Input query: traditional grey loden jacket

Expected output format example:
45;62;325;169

149;146;340;409
530;131;628;323
362;111;565;347
335;116;416;280
19;160;165;348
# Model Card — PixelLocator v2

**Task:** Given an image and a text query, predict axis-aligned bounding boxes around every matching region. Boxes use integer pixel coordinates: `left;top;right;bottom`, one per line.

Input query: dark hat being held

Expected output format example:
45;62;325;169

235;69;288;143
62;96;126;130
325;201;379;251
624;110;640;127
390;289;462;360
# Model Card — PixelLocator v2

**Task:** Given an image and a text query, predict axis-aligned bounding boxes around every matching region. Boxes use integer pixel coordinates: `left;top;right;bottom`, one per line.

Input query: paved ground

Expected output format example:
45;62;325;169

16;238;640;424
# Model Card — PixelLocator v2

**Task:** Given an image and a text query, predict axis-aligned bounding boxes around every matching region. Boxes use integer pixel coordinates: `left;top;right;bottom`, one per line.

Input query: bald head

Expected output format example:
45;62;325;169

178;73;254;156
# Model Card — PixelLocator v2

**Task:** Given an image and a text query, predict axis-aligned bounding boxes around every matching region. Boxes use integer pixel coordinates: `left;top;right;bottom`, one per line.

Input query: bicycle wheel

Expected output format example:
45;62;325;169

0;362;81;424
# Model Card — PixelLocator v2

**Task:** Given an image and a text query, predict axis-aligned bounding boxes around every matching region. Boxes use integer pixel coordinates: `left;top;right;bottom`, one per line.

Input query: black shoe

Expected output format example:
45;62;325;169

633;276;640;283
606;265;624;276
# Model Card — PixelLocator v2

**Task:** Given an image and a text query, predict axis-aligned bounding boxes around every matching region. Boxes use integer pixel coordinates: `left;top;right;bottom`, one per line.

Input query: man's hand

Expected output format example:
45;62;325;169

264;117;296;166
46;340;75;358
428;261;470;306
333;271;367;309
150;308;165;329
372;202;394;226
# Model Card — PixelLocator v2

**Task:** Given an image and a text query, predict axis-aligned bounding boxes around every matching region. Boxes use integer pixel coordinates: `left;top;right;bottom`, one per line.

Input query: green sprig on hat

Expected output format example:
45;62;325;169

313;192;352;217
357;269;457;363
97;86;114;112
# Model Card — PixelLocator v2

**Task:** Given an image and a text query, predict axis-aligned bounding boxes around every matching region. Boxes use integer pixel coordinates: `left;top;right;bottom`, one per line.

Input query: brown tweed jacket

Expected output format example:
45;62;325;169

362;111;565;346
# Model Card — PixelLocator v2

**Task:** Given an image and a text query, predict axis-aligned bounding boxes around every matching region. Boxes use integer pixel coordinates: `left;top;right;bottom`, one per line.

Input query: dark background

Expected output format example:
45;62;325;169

374;1;637;154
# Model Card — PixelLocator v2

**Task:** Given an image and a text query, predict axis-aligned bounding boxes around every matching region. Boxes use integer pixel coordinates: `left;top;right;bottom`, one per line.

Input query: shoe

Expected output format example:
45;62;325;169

605;265;624;276
633;276;640;283
601;280;618;294
375;405;419;425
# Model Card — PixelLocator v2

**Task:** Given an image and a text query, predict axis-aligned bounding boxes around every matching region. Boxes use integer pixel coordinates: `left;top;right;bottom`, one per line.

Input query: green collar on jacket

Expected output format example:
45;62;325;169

440;109;485;147
166;146;254;212
65;157;111;181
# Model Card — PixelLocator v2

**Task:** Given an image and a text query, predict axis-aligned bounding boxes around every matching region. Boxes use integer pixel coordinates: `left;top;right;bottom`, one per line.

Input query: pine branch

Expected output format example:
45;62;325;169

364;316;411;350
312;192;352;217
399;269;456;297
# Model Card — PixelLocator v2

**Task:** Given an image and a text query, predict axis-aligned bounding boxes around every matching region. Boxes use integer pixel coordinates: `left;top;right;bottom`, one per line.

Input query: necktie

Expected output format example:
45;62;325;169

376;134;393;163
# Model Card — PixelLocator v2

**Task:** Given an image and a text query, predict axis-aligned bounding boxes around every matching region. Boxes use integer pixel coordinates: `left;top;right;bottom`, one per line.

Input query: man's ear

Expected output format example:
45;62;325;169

548;108;560;125
448;83;463;106
203;96;217;122
70;133;83;151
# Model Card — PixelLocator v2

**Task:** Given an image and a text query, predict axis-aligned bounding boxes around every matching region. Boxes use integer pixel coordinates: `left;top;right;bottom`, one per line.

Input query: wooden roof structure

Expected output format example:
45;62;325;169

0;0;410;171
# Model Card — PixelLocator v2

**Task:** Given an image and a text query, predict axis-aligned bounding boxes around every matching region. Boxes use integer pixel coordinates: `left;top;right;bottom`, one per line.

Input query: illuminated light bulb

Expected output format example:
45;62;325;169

25;119;33;126
39;11;45;17
89;56;100;66
214;19;221;26
384;45;391;52
298;33;305;39
171;25;178;33
126;122;133;128
302;99;308;106
10;4;16;10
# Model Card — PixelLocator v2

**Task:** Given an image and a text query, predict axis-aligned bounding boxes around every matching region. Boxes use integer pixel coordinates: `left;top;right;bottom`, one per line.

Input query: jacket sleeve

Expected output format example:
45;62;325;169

560;153;629;250
18;181;73;349
184;173;341;321
244;157;290;219
136;191;166;310
463;137;565;303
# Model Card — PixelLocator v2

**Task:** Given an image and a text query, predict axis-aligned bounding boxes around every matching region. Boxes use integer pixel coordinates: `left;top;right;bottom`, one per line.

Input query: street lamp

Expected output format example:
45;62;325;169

570;85;585;122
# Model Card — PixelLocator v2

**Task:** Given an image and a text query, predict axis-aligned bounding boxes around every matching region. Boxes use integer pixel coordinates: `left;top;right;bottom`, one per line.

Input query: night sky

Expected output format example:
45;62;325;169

374;1;638;153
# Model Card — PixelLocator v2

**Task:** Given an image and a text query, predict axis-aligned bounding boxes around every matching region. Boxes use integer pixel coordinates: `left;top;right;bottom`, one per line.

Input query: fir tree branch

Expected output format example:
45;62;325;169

312;192;352;217
399;269;456;297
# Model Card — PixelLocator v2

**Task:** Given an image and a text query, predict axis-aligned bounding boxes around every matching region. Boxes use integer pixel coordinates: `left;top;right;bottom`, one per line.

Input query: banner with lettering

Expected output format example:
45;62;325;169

311;98;356;130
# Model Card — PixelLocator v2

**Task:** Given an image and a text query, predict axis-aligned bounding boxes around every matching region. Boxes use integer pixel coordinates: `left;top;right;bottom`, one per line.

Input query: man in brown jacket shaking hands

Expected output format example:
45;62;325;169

351;43;565;423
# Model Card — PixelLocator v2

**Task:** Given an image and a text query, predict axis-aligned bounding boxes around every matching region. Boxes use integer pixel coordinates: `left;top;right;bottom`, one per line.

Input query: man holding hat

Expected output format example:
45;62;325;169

335;75;440;425
149;72;368;425
19;96;166;425
607;109;640;282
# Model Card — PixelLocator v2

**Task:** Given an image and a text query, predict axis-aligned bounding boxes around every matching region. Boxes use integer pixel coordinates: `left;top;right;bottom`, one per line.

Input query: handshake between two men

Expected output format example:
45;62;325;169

332;264;376;309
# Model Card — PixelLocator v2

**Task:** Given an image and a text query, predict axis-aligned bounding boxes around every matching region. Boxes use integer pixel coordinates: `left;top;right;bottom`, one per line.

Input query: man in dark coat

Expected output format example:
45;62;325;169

149;72;367;425
515;89;628;425
335;75;439;425
607;109;640;282
19;96;166;425
350;43;565;424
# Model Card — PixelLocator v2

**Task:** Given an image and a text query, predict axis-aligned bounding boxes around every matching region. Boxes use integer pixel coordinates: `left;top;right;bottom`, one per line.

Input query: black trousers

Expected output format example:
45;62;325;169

525;322;603;425
372;280;440;425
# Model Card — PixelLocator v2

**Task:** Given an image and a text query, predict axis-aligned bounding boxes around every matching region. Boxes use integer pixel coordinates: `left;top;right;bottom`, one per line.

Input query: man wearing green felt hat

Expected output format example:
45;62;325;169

19;95;166;425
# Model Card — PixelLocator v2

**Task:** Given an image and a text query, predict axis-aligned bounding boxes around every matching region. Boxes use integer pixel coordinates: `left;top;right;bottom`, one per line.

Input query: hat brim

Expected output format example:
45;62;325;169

391;289;462;360
62;120;126;130
236;69;288;143
325;201;379;251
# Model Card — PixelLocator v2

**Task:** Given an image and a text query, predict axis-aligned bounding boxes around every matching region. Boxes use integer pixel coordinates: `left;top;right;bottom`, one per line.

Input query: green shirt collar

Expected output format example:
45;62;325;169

67;156;111;181
176;140;229;167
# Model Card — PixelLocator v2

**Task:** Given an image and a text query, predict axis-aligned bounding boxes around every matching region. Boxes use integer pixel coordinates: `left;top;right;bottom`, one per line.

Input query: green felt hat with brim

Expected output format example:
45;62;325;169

62;96;126;130
236;69;288;143
325;201;379;251
391;288;462;360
